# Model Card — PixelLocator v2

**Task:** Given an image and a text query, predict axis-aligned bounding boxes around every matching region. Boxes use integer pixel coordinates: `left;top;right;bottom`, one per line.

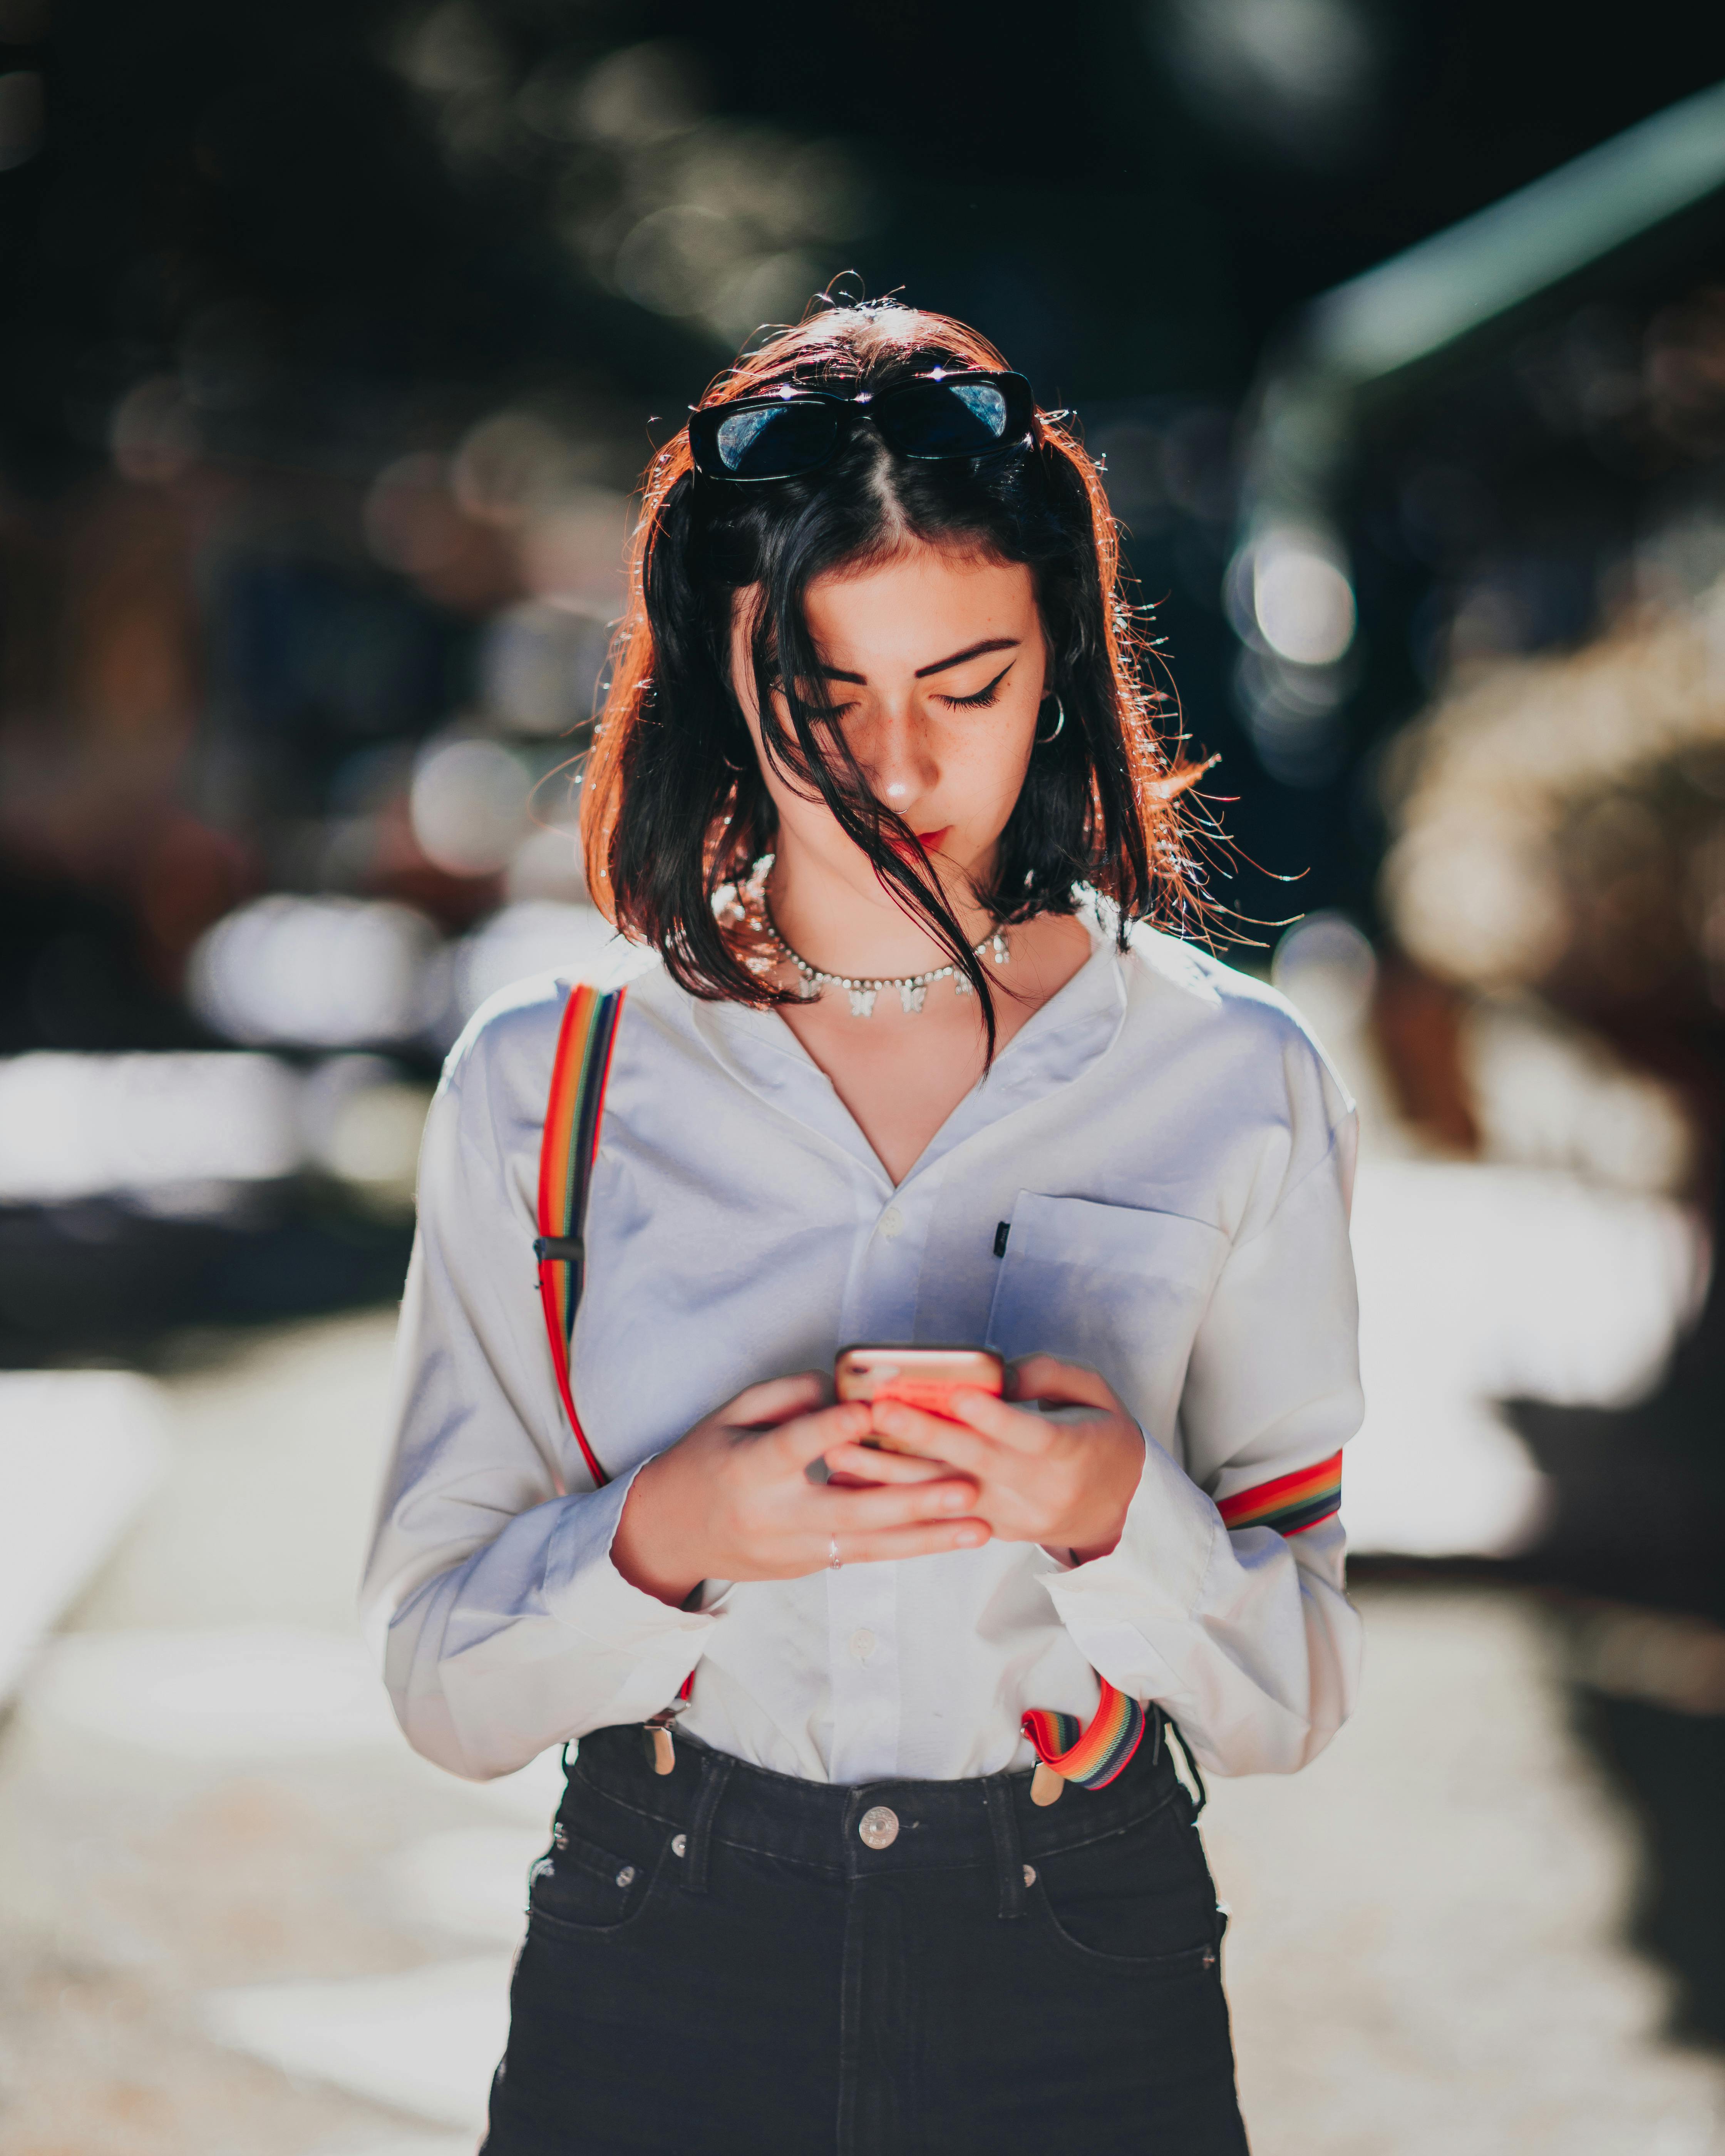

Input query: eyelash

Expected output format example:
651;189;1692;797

938;664;1013;711
774;661;1013;720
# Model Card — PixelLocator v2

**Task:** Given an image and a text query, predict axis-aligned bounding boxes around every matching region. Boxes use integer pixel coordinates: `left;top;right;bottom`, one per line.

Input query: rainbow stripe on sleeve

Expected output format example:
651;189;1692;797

1022;1678;1146;1791
1217;1451;1343;1538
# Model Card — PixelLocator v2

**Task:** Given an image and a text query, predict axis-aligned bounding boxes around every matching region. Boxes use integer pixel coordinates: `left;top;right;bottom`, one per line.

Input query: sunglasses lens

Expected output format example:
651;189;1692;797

711;401;840;478
886;380;1011;456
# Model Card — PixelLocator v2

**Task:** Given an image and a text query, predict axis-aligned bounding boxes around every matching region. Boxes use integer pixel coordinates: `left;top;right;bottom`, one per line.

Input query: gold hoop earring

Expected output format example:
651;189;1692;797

1035;696;1066;746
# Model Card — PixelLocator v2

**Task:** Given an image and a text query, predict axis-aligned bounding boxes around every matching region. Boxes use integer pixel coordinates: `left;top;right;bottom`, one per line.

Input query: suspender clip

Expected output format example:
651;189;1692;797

644;1699;687;1775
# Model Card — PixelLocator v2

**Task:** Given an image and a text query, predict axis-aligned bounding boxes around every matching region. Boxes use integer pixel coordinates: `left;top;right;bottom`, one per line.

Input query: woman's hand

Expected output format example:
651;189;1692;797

612;1373;989;1607
845;1354;1144;1565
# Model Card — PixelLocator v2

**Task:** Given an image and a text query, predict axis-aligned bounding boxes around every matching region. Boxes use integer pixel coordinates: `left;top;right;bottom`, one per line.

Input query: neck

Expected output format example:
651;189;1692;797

765;839;996;979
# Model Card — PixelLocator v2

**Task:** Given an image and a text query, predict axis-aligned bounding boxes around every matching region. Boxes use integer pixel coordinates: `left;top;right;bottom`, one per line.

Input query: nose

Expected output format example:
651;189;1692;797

852;696;938;815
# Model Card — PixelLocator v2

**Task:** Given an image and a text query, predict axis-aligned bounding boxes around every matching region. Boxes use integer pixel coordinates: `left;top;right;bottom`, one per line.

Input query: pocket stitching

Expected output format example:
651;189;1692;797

528;1833;668;1942
1029;1794;1222;1974
1005;1192;1228;1274
1028;1887;1221;1975
985;1193;1230;1354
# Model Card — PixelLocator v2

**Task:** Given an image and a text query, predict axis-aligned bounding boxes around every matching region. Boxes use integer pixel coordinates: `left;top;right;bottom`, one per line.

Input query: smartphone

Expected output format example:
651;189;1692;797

835;1344;1005;1453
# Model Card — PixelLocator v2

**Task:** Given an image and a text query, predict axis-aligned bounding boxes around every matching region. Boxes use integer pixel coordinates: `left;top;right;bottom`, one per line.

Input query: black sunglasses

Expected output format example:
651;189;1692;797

687;370;1036;482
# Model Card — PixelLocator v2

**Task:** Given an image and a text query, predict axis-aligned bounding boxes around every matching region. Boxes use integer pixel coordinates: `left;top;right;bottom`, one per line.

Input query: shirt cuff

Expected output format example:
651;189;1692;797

1037;1428;1218;1645
542;1461;719;1664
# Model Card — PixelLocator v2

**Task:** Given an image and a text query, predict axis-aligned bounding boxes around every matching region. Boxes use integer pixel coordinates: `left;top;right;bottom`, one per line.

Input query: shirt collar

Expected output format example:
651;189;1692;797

687;917;1129;1191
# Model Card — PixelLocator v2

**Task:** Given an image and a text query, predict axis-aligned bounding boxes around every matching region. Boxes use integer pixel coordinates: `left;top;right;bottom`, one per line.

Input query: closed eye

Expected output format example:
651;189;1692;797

938;662;1014;711
771;675;856;726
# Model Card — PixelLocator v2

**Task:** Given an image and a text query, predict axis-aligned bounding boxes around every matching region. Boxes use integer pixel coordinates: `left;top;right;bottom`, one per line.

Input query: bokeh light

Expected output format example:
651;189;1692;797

188;897;442;1050
0;1052;300;1205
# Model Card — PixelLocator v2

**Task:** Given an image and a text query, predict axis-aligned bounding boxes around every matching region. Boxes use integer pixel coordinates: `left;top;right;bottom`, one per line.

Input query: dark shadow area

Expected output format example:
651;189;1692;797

1573;1689;1725;2047
0;1191;414;1368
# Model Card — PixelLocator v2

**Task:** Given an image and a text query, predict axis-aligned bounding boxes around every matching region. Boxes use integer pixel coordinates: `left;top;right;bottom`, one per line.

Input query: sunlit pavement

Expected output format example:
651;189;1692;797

2;1265;1724;2152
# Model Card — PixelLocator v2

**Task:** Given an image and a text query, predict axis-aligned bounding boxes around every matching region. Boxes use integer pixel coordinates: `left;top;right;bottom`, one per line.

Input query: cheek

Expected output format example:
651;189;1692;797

953;722;1036;830
758;747;854;858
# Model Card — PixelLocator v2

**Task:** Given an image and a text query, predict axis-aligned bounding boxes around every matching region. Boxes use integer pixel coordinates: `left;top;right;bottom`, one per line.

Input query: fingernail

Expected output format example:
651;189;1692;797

955;1525;986;1546
941;1487;967;1510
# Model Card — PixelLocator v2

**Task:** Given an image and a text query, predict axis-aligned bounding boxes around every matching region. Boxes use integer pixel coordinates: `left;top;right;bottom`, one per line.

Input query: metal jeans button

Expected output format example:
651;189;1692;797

858;1804;899;1850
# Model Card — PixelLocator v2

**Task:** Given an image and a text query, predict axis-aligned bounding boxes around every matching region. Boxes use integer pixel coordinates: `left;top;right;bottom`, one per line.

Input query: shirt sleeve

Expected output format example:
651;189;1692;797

1039;1090;1365;1778
358;998;712;1781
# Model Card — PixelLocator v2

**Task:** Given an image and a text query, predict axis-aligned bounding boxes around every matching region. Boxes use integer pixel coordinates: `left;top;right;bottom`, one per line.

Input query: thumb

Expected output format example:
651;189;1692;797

1009;1354;1118;1412
776;1394;873;1468
723;1370;829;1430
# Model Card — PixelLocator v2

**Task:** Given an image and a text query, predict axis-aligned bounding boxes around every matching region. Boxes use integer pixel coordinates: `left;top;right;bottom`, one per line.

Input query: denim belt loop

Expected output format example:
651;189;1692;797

680;1748;734;1894
981;1774;1026;1920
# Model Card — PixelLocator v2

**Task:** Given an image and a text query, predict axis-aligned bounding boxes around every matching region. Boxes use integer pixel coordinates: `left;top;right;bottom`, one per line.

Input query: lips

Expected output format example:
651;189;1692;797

884;824;951;865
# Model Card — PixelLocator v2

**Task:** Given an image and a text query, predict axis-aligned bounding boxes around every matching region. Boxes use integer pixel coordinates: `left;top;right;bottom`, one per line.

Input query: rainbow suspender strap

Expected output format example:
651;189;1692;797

534;983;628;1494
534;983;692;1754
1022;1451;1344;1796
1022;1680;1148;1794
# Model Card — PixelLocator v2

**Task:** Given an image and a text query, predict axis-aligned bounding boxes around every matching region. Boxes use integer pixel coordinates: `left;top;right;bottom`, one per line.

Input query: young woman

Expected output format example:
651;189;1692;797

362;303;1363;2156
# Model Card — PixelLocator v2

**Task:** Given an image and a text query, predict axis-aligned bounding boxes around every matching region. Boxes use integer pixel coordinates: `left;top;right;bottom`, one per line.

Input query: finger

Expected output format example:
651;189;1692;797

725;1371;830;1427
864;1406;996;1475
771;1398;874;1465
824;1517;991;1567
1008;1354;1121;1413
879;1390;1045;1457
816;1476;981;1532
868;1397;998;1451
822;1441;960;1485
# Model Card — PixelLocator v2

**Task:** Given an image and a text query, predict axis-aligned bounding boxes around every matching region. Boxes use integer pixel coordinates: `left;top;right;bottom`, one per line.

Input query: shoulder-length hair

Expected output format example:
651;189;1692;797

580;300;1204;1053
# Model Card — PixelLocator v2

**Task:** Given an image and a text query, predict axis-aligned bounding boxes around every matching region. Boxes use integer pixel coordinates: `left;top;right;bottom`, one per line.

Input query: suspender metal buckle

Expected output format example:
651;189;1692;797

645;1699;687;1775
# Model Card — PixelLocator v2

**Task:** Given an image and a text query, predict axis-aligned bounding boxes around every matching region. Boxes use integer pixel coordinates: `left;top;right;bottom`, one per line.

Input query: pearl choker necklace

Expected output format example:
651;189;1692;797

715;854;1008;1017
762;904;1008;1018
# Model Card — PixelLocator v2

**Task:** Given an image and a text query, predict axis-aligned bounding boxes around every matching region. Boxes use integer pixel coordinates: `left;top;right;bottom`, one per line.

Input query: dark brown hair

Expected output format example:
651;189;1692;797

581;300;1204;1051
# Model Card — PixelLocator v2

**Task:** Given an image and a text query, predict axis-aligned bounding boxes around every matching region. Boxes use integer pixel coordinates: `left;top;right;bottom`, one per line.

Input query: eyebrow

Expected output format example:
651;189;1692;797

817;637;1021;686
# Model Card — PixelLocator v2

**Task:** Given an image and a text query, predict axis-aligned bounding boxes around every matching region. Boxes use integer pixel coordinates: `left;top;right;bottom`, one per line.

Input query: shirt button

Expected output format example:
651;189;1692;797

858;1805;899;1850
878;1205;904;1240
849;1629;875;1663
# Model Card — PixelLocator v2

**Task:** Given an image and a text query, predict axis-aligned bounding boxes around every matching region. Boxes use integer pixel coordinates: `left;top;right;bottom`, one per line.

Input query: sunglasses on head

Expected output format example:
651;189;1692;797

687;370;1036;483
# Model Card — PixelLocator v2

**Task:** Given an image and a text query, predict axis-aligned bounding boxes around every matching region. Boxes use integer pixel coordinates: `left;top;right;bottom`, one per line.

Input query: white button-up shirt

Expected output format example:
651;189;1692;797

362;921;1364;1785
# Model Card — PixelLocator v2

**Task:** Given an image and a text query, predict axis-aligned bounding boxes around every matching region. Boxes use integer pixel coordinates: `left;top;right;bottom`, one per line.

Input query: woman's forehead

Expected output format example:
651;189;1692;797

801;550;1038;671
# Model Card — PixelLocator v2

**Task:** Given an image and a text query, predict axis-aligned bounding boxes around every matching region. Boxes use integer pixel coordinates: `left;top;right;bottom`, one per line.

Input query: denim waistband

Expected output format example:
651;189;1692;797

564;1713;1187;1903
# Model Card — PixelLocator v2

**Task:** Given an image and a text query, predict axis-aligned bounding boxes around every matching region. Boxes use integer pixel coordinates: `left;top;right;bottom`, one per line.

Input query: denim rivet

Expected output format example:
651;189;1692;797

672;1833;687;1858
1022;1863;1037;1887
551;1824;568;1850
616;1865;636;1888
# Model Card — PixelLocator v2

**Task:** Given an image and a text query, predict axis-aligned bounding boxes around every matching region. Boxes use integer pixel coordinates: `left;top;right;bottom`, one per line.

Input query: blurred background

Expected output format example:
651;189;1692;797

5;2;1725;2149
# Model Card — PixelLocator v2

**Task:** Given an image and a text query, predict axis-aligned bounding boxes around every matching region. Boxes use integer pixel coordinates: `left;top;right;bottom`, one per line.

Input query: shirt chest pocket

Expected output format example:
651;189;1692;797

985;1194;1231;1447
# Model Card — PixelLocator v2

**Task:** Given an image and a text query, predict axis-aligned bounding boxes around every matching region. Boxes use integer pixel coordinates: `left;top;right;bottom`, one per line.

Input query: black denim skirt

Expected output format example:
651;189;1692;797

481;1718;1249;2156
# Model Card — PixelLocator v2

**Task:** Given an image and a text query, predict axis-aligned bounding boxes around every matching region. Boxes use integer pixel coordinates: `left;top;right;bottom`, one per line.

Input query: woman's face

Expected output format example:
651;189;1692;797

730;544;1048;908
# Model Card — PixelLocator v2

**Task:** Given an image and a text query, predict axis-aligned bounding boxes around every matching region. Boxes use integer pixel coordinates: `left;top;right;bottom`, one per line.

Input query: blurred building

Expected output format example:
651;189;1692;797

1228;85;1725;2044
